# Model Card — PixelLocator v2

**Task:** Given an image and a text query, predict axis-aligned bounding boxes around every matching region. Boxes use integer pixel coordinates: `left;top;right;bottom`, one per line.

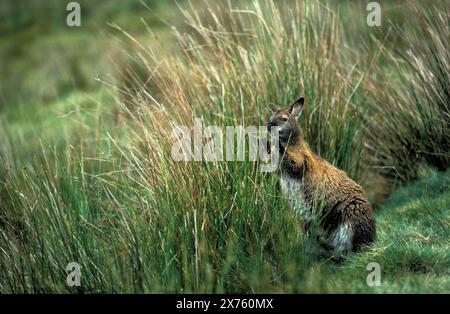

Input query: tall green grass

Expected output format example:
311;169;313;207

364;2;449;182
0;0;449;293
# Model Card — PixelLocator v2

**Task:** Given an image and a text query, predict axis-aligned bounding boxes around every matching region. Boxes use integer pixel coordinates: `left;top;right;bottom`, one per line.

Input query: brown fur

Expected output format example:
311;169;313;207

268;97;376;256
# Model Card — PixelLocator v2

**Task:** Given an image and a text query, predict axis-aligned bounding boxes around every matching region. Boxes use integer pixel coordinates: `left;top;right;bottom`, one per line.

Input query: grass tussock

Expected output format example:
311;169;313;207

0;0;449;293
364;2;450;181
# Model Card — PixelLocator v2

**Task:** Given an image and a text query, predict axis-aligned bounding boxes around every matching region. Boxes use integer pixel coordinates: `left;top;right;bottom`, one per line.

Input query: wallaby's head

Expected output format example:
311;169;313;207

267;97;305;147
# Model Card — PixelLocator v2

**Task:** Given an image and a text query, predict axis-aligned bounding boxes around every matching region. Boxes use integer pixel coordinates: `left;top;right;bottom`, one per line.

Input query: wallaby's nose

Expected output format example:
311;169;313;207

267;122;273;133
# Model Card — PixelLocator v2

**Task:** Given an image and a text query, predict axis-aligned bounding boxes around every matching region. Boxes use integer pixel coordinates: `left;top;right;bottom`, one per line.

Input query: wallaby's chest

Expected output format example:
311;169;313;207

279;173;310;220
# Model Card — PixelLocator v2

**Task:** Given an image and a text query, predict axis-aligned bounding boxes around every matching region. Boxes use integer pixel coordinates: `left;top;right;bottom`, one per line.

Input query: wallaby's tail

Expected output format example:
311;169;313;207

352;214;376;252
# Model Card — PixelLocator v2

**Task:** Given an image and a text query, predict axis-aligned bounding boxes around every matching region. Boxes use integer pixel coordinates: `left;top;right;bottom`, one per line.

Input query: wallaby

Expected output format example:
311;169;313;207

267;97;376;259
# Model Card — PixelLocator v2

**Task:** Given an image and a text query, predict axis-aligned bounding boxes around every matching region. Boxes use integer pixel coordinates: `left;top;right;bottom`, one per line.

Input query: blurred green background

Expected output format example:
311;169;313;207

0;0;448;293
0;0;421;109
0;0;181;108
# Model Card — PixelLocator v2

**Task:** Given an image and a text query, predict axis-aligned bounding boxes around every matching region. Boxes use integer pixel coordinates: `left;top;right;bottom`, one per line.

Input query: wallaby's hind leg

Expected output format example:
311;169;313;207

311;224;350;263
313;223;353;262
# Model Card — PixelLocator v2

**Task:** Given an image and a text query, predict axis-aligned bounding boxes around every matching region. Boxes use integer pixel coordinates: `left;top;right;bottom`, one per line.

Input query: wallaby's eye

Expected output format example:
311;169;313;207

281;117;288;122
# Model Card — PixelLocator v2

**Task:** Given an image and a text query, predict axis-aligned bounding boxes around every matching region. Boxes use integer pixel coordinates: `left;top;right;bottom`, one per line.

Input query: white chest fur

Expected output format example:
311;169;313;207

279;173;310;221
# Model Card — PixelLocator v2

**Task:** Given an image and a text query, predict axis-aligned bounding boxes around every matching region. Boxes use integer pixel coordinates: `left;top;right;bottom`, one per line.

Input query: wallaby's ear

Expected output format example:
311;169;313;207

290;97;305;118
269;103;280;113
